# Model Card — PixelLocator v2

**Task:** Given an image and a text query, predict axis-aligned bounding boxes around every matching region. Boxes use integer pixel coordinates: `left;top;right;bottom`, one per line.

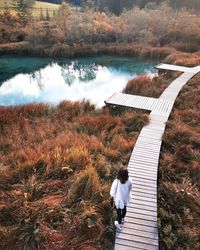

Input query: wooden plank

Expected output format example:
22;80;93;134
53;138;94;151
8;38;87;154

131;183;156;191
133;147;160;154
130;177;157;186
129;198;157;207
133;148;160;154
140;132;163;138
129;159;158;168
129;164;158;171
131;189;157;199
127;207;157;217
138;132;163;140
129;169;157;177
133;147;161;154
155;63;190;72
135;140;161;147
132;145;161;152
129;170;157;178
130;179;157;189
129;167;157;174
136;139;162;146
115;239;159;250
129;168;157;174
130;156;159;164
129;163;158;170
140;128;164;135
139;135;162;141
130;161;159;169
131;152;159;159
129;172;157;181
132;185;157;194
133;146;161;153
131;164;157;173
128;203;157;212
132;151;159;159
140;130;163;137
132;194;157;202
131;191;157;200
144;124;165;130
136;135;161;145
116;232;158;246
130;155;159;163
130;178;157;188
125;216;157;228
129;166;158;173
132;184;157;194
123;220;158;234
115;244;141;250
126;211;157;222
106;92;158;111
131;174;157;183
129;163;158;171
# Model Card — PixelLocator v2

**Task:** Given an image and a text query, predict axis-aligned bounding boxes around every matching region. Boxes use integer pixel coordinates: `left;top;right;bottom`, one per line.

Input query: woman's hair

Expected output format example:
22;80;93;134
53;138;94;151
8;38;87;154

117;167;129;184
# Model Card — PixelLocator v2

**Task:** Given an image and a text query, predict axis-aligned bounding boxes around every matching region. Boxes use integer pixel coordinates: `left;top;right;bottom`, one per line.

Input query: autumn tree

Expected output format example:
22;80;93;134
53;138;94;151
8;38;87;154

13;0;34;25
55;2;73;42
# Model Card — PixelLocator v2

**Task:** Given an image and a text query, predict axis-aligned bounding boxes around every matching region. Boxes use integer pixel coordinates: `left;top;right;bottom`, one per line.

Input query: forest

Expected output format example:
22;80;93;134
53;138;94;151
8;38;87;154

0;0;200;249
40;0;200;14
1;1;200;57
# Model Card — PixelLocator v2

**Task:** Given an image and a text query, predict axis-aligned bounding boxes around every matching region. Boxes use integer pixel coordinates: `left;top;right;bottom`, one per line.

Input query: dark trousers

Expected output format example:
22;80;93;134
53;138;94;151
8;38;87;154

116;206;126;224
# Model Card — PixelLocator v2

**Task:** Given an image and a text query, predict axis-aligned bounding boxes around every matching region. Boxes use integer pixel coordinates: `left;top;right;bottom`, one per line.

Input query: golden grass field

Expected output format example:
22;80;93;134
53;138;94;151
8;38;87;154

0;0;60;18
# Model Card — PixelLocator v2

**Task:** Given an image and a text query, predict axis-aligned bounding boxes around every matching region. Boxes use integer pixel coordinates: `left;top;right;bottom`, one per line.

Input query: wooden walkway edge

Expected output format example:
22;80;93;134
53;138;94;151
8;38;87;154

105;63;200;250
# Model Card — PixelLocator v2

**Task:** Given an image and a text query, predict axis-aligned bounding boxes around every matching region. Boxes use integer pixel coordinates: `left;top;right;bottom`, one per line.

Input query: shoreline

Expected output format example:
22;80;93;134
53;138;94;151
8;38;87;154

1;41;199;67
0;41;175;60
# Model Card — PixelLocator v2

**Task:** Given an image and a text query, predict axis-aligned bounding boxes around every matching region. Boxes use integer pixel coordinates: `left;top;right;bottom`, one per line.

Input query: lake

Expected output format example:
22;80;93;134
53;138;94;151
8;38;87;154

0;55;156;107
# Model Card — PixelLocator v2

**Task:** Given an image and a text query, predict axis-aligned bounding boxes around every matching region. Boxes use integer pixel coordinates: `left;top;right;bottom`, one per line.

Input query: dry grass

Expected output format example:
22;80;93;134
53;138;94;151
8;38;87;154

123;75;170;98
165;52;200;67
158;73;200;249
0;100;148;249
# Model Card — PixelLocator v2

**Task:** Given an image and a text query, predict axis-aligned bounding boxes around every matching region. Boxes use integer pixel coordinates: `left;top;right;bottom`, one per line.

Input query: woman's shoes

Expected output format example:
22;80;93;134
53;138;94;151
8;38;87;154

114;221;122;230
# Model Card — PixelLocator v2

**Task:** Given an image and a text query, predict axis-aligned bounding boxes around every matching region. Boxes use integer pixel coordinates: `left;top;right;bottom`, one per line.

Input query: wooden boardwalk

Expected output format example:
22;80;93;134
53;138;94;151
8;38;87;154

105;64;200;250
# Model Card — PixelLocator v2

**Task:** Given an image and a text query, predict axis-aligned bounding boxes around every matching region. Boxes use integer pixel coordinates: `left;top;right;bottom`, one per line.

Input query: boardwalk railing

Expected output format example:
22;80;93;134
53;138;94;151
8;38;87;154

105;63;200;250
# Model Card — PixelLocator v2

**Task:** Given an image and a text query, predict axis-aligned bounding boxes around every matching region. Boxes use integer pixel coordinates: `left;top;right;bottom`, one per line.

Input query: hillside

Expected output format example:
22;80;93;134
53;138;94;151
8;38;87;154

0;0;60;17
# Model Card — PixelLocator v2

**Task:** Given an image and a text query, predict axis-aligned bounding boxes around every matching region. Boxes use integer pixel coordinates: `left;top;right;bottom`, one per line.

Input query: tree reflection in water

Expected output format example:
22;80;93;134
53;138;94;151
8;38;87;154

0;56;155;107
60;61;98;85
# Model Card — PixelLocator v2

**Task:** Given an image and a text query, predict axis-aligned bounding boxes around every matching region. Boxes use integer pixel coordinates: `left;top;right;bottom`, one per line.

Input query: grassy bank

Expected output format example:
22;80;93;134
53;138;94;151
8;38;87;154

1;41;200;68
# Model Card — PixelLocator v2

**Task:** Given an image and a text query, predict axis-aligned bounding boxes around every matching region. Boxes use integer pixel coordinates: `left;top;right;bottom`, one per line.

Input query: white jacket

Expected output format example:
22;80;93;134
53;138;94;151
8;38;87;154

110;177;132;209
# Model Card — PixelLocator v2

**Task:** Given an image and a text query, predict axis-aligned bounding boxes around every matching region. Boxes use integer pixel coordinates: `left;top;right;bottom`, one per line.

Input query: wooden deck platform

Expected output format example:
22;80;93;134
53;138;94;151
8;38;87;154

155;63;200;74
105;93;173;114
105;64;200;250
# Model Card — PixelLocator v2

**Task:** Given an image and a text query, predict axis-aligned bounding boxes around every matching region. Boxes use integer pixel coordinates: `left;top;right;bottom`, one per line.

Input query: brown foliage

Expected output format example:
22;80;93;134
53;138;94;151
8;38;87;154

0;100;146;249
158;70;200;249
124;75;169;98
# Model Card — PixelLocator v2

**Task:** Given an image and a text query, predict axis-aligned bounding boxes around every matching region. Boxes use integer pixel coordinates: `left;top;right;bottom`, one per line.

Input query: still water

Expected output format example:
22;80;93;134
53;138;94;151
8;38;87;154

0;55;155;107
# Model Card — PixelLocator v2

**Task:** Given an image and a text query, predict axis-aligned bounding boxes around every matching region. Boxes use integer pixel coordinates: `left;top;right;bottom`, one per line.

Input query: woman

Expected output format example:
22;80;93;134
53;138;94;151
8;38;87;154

110;167;132;230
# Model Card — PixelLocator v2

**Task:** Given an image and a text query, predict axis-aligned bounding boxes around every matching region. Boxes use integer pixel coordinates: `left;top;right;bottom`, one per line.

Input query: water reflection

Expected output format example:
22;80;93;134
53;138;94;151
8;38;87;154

0;56;155;107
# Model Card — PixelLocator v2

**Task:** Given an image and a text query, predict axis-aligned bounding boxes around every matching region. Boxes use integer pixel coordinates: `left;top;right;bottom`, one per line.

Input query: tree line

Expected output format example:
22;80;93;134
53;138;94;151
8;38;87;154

39;0;200;14
12;0;200;18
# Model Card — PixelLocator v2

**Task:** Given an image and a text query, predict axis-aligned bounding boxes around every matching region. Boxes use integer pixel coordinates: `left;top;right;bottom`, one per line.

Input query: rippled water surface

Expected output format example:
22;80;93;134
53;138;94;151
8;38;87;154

0;55;155;107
